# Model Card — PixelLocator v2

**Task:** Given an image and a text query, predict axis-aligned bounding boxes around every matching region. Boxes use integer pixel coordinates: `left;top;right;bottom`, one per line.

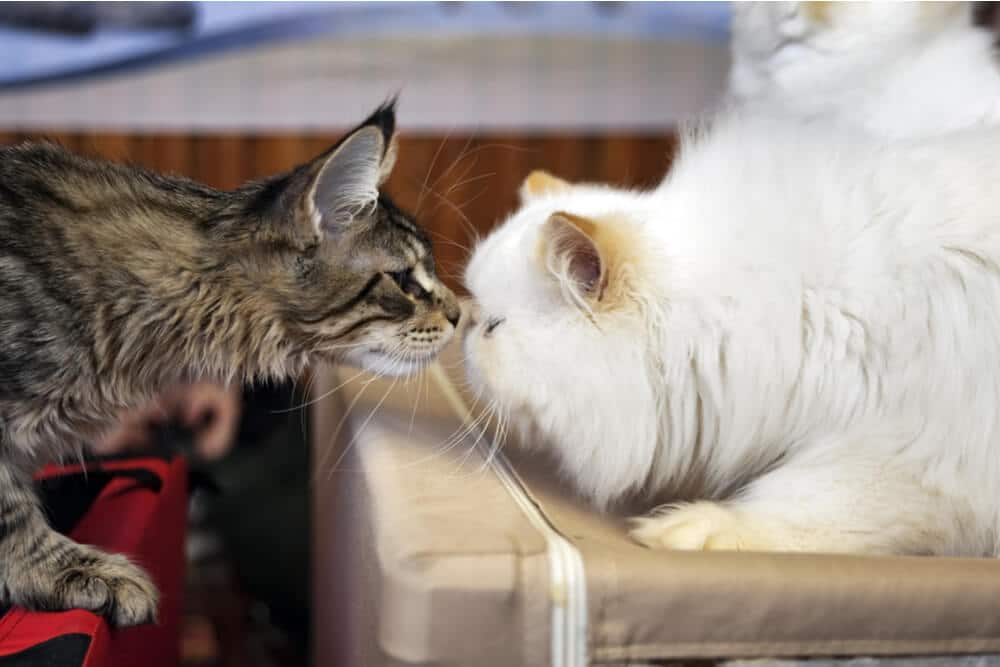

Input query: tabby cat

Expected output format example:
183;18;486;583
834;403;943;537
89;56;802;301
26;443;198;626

0;102;460;625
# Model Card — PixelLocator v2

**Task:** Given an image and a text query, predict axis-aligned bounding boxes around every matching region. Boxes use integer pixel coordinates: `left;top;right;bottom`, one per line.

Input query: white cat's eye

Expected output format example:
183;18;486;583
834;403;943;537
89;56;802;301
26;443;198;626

484;317;505;336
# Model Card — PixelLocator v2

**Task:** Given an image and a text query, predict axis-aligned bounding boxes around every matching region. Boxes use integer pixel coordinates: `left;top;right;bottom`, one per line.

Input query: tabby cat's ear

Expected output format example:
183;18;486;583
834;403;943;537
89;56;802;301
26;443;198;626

539;212;606;301
520;170;571;203
306;102;398;235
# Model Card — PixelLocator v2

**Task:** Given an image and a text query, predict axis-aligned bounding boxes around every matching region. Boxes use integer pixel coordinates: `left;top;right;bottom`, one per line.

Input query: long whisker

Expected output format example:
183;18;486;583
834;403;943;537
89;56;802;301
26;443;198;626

428;135;476;193
313;370;380;480
272;364;368;414
325;371;400;477
415;132;451;215
419;185;482;245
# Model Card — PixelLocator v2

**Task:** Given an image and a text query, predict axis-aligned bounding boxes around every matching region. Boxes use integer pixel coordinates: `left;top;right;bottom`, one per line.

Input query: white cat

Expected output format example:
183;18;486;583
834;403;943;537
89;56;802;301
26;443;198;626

463;112;1000;556
728;1;1000;138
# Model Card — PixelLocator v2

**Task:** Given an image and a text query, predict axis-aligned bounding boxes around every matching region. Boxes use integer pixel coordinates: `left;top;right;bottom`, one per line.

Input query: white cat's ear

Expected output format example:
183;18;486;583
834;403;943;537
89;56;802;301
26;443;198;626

308;101;399;235
540;212;606;301
520;171;571;203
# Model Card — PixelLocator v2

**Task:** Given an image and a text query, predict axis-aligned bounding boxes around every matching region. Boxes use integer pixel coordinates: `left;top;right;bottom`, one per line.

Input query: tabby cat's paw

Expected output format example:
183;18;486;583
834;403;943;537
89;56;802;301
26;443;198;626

628;501;776;552
32;544;158;627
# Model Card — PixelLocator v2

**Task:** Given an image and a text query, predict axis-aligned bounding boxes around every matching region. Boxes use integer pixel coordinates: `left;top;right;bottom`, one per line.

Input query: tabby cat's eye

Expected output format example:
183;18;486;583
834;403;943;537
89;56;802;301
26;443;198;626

388;268;428;299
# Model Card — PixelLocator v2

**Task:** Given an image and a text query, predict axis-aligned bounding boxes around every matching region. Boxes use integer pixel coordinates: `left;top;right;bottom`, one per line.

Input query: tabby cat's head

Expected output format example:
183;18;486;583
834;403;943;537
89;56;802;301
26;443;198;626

221;102;461;377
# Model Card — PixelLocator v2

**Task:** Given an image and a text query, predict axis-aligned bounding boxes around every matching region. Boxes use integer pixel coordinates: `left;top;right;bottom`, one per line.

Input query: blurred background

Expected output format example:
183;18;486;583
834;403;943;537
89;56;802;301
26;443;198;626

5;2;995;666
0;1;731;293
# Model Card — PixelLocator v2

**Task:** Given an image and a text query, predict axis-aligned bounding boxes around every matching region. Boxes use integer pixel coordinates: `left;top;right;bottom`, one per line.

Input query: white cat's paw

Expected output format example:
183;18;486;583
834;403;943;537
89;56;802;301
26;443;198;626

628;502;776;552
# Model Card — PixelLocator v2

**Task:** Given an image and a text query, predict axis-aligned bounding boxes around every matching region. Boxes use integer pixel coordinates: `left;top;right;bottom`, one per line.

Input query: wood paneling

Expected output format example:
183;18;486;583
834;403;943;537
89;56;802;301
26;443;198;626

1;131;678;291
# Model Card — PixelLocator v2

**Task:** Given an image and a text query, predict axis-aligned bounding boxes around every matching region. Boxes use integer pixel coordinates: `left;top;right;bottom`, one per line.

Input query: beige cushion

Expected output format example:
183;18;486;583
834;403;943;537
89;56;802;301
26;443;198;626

312;343;1000;666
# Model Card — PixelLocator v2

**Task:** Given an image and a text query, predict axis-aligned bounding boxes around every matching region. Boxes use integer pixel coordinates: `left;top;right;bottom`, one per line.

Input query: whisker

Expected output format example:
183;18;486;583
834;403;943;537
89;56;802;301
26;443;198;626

325;372;401;477
272;364;368;414
415;132;452;215
313;371;381;480
429;135;476;193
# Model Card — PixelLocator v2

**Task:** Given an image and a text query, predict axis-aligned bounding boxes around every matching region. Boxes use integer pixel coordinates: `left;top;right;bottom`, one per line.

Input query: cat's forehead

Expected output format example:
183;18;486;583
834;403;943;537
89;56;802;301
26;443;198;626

467;187;637;310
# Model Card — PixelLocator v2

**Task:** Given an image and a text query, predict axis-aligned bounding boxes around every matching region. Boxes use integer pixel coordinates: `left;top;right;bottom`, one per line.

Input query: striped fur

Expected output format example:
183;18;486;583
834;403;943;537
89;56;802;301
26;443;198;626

0;102;459;625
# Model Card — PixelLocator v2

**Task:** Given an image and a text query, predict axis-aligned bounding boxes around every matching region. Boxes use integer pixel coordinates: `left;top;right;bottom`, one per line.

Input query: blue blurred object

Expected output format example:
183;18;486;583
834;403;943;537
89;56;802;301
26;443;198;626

0;1;731;91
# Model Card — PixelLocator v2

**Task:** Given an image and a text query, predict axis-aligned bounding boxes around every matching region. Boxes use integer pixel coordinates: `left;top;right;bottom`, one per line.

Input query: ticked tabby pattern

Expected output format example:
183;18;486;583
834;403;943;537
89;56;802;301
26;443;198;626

0;102;459;624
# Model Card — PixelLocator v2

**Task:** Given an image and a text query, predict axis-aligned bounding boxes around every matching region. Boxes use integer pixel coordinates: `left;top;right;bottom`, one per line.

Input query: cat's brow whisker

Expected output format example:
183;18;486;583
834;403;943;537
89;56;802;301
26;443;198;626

423;228;474;256
420;185;483;246
431;141;537;194
415;132;452;216
429;135;476;193
443;170;496;200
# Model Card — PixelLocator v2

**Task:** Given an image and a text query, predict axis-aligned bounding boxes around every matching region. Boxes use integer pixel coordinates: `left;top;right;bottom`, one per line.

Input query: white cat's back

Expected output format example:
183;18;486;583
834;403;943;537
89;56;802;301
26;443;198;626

649;117;1000;508
729;2;1000;139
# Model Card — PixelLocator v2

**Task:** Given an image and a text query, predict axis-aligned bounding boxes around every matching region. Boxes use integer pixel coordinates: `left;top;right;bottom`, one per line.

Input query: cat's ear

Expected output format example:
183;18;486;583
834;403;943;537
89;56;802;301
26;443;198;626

306;101;398;235
359;100;398;185
520;171;571;203
540;212;606;301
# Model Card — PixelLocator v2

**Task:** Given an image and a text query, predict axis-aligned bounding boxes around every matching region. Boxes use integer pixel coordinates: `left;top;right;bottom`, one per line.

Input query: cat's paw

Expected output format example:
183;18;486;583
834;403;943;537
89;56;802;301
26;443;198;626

628;502;776;552
20;542;158;627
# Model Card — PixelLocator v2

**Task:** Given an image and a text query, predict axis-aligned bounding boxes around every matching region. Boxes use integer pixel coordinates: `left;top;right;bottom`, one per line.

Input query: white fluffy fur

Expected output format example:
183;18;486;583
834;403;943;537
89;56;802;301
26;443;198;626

464;113;1000;556
728;2;1000;139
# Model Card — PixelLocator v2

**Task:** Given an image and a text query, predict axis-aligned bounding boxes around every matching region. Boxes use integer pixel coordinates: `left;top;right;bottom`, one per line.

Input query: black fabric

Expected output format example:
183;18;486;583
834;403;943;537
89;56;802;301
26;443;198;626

0;633;91;666
36;467;162;536
201;379;310;654
237;380;297;448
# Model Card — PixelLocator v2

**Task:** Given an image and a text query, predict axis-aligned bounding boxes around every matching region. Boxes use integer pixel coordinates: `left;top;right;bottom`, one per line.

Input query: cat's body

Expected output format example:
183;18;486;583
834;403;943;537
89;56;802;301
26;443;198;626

0;103;459;623
464;114;1000;557
728;2;1000;139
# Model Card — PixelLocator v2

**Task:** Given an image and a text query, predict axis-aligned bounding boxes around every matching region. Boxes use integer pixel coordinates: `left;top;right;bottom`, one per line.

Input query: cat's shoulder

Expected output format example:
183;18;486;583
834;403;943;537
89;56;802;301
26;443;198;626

0;139;220;212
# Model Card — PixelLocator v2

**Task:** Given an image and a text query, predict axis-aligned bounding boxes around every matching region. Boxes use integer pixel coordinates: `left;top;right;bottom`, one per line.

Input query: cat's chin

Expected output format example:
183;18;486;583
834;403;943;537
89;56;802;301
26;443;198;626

340;347;438;378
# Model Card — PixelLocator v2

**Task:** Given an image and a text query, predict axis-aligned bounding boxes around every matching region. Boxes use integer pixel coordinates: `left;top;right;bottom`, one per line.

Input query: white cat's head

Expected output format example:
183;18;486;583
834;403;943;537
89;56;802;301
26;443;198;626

463;171;664;507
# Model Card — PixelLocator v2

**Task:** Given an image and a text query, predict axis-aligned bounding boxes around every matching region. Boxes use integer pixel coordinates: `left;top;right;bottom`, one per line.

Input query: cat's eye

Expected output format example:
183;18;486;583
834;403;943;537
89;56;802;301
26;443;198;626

484;316;505;336
387;268;428;299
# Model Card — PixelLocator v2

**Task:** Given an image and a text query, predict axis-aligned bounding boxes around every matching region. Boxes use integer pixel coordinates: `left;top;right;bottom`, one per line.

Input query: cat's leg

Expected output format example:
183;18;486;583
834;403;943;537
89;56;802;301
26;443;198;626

0;459;157;626
629;433;984;556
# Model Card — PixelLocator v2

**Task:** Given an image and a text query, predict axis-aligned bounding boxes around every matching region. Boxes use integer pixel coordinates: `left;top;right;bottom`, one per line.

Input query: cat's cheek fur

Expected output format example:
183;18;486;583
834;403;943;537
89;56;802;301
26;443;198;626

341;316;458;377
464;315;660;508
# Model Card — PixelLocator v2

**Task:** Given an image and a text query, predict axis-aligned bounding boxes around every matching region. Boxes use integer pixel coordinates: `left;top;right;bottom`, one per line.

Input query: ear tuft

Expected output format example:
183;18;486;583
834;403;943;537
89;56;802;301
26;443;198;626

361;97;398;184
520;170;571;202
540;212;606;302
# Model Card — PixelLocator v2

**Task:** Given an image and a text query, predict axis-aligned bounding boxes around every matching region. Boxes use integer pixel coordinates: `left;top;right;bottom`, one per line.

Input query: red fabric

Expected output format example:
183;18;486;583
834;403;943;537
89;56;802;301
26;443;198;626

0;456;190;667
0;609;109;659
